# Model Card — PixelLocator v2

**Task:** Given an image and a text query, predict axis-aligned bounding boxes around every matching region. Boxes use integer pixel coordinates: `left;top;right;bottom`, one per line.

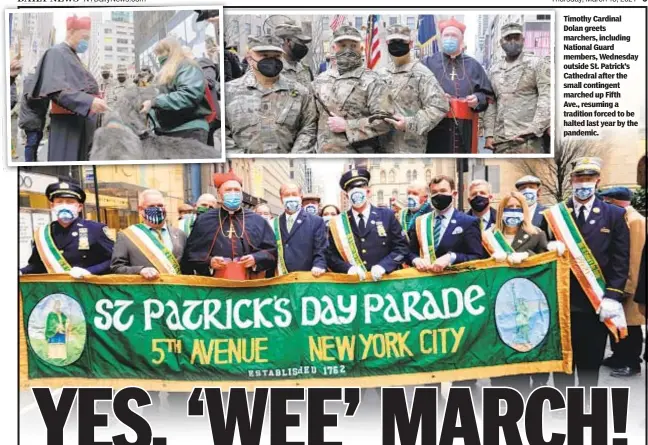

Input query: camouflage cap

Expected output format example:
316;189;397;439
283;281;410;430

501;22;523;37
332;25;362;43
274;20;312;43
386;24;412;42
247;34;285;53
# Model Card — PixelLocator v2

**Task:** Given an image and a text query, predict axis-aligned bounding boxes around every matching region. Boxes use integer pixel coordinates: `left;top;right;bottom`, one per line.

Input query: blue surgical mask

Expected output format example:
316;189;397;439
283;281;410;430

283;196;302;213
223;192;242;211
502;208;523;227
76;39;89;54
407;194;422;210
143;206;166;225
53;204;78;224
442;37;459;54
348;188;368;209
573;182;596;201
304;204;318;215
521;188;538;206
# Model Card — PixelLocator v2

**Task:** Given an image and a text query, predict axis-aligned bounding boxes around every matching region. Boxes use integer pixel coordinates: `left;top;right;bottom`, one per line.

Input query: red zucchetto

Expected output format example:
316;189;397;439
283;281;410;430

67;15;92;31
213;170;243;188
438;17;466;35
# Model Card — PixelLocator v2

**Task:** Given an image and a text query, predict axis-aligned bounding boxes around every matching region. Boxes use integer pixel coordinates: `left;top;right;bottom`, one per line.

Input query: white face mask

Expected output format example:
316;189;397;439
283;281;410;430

407;194;423;210
348;188;368;209
520;188;538;206
283;196;302;213
323;215;333;223
52;204;79;223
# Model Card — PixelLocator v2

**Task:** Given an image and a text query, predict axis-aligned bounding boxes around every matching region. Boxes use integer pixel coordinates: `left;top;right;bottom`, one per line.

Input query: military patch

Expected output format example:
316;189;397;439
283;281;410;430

290;89;299;97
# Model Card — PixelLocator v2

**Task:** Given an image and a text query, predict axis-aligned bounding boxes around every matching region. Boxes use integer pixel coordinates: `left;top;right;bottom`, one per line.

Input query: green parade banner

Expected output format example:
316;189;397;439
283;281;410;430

19;252;572;391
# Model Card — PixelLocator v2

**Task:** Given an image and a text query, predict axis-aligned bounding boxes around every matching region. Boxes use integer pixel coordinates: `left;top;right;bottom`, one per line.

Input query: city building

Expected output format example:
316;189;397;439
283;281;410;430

89;12;136;79
10;12;55;74
482;13;551;69
134;9;216;73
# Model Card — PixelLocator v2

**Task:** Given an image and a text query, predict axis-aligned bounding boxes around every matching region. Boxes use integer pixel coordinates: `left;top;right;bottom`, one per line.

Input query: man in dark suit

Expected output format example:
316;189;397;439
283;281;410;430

465;179;497;231
327;168;409;281
515;175;549;235
549;158;630;401
21;182;114;277
273;183;327;276
409;175;485;272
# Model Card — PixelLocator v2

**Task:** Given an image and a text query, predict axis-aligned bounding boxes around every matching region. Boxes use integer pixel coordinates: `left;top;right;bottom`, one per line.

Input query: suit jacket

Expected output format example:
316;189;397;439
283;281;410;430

566;198;630;313
506;227;548;255
466;207;497;231
327;205;409;274
623;206;646;325
531;203;550;238
21;218;114;275
409;208;485;265
277;209;327;272
110;224;186;274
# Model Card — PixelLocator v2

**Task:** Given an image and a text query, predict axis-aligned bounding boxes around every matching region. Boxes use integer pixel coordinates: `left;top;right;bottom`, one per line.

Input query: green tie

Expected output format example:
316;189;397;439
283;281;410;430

287;214;294;232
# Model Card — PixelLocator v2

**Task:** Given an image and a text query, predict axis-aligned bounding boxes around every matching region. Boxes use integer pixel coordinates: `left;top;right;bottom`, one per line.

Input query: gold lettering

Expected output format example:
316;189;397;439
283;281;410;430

256;338;268;363
385;332;399;357
372;334;386;358
215;339;229;364
335;335;355;361
398;331;414;357
420;329;432;354
450;327;465;353
438;328;450;354
360;334;373;360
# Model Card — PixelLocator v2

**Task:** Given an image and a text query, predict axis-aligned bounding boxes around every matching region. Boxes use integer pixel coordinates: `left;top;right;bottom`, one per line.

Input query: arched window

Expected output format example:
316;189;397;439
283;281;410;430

380;170;386;183
406;170;412;182
377;190;384;205
413;170;418;181
388;170;396;183
425;169;432;183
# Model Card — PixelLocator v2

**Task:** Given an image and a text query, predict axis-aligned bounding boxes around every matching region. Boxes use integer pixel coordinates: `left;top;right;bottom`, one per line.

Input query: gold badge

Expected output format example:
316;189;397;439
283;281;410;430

78;228;90;250
60;182;69;189
600;228;610;233
376;221;387;237
593;207;600;214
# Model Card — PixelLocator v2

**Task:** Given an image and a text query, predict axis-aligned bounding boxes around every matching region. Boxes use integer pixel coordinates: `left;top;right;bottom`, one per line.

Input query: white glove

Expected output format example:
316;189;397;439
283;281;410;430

547;241;566;256
492;251;507;262
347;266;366;281
507;252;529;265
69;267;91;279
371;265;386;281
598;298;624;322
311;266;326;277
412;257;429;272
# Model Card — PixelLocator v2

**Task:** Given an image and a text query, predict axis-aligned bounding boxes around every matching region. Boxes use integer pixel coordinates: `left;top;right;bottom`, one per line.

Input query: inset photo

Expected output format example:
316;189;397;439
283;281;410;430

6;7;224;166
222;10;554;158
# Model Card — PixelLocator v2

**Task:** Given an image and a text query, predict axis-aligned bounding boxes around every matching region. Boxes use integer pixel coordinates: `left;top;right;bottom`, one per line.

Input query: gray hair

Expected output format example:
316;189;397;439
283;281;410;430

138;189;164;206
468;179;491;194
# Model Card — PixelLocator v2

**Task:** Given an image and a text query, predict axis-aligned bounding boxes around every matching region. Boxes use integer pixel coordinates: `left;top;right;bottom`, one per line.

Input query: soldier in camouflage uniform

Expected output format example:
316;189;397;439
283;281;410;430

274;21;314;88
224;35;317;154
483;23;551;154
378;24;449;154
311;25;395;154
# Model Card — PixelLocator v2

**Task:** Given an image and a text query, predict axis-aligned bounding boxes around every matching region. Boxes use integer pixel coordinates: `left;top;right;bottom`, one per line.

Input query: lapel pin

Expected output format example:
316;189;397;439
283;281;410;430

523;234;529;239
297;219;302;224
590;220;595;225
517;239;523;243
371;220;376;225
451;219;456;224
593;207;600;214
72;232;78;237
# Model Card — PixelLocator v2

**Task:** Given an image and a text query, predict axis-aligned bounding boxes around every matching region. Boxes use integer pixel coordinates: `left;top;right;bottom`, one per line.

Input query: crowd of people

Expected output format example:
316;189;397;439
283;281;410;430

222;17;551;155
9;12;221;162
20;155;646;410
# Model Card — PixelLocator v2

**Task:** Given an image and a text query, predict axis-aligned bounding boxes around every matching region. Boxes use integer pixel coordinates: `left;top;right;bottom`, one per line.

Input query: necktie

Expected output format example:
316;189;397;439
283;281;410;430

152;228;163;243
433;215;443;249
287;215;294;232
576;206;586;227
358;214;366;233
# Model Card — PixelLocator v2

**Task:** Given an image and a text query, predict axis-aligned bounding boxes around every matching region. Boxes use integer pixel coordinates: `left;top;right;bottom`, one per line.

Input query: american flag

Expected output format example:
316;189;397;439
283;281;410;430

365;15;381;70
330;14;346;31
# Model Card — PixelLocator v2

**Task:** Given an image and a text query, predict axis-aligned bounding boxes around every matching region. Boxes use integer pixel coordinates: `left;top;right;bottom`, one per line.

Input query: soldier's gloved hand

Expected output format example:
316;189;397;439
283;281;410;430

492;251;507;262
547;241;566;256
412;258;430;272
69;267;91;279
507;252;529;265
598;298;624;323
371;265;386;282
347;266;366;281
311;267;326;278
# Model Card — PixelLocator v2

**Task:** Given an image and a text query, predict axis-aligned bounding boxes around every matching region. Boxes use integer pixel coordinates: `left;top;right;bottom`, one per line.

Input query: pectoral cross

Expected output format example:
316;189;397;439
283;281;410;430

449;66;458;80
227;223;236;239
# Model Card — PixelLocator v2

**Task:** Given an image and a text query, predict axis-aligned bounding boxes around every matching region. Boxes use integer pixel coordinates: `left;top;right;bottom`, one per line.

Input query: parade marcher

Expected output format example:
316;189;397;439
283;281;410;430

18;73;49;162
546;158;630;403
421;17;493;154
254;204;273;223
181;171;277;278
30;15;109;161
224;35;317;154
274;21;314;88
179;193;218;236
311;26;395;154
20;182;114;277
140;38;212;144
302;194;321;216
465;179;497;231
110;189;186;278
378;24;449;154
320;204;341;227
398;181;432;243
178;204;195;219
108;67;129;109
599;187;646;377
327;168;409;281
515;175;549;235
483;23;551;154
97;67;114;128
272;183;327;276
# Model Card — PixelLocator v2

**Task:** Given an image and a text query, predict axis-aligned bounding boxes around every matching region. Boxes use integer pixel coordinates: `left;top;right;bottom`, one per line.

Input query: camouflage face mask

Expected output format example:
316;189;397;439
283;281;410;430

335;48;362;73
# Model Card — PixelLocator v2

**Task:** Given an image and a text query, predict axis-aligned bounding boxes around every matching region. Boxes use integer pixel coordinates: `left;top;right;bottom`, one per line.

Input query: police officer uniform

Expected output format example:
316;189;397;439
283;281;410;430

326;168;409;276
21;182;114;275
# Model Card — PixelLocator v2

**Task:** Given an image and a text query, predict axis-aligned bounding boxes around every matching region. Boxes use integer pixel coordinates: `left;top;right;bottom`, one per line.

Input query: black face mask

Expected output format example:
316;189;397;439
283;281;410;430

430;194;453;212
117;76;127;83
388;40;410;57
289;42;309;61
502;41;524;58
253;57;283;77
102;73;110;79
469;195;490;213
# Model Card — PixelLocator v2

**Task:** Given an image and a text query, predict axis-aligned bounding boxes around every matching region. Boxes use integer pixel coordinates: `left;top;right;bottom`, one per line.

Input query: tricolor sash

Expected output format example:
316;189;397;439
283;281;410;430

482;228;515;256
121;224;181;275
398;209;410;240
34;225;72;273
414;213;437;263
272;217;289;276
330;213;367;273
180;214;196;235
544;202;627;341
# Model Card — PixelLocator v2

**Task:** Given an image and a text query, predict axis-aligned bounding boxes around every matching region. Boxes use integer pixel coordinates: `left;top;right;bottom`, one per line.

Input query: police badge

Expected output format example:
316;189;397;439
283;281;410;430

376;221;387;237
78;228;90;250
